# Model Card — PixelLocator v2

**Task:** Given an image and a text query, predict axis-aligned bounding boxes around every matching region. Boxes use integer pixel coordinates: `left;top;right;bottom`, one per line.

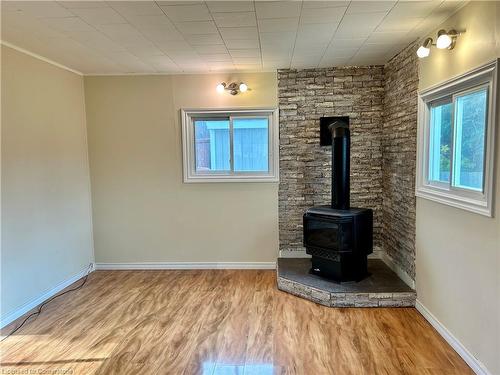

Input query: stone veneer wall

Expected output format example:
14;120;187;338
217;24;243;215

382;42;419;280
278;67;385;254
278;43;419;282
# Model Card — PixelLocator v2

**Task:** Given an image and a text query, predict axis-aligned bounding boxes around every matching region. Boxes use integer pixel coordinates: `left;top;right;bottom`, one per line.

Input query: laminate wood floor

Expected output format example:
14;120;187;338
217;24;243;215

1;270;472;375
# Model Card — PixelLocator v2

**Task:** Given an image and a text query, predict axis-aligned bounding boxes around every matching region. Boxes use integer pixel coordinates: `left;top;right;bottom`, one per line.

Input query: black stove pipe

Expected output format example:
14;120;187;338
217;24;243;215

329;122;350;210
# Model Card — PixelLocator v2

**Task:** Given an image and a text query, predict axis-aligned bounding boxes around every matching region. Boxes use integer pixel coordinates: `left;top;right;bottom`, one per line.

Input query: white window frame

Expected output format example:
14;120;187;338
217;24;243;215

416;59;498;217
181;108;279;183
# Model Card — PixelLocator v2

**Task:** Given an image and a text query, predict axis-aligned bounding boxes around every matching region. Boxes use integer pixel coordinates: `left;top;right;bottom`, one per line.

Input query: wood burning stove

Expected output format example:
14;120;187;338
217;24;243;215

303;118;373;282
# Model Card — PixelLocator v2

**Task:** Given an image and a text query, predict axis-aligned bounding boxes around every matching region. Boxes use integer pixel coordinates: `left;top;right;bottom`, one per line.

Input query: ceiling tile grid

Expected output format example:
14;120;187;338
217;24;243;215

1;0;466;74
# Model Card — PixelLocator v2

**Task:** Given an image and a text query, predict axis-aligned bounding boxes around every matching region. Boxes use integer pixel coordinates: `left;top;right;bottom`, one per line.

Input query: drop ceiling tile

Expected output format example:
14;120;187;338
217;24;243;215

409;15;446;38
377;16;424;32
202;53;233;62
67;32;127;53
70;7;127;25
8;1;75;18
335;12;388;38
95;24;143;43
235;64;262;71
156;1;203;6
110;2;164;16
175;21;218;35
300;6;346;24
387;1;441;18
365;31;409;44
291;60;321;69
121;14;173;27
113;58;157;73
156;40;194;52
263;60;290;69
229;49;260;58
207;63;237;71
225;39;260;49
123;39;165;55
166;50;199;59
59;1;109;9
206;1;254;13
349;55;386;66
233;56;261;64
356;44;393;56
180;64;210;72
295;38;330;49
260;31;296;44
255;1;301;19
185;34;224;45
212;12;256;28
298;23;337;38
258;18;298;33
193;44;228;54
437;0;467;14
159;4;211;22
292;47;325;58
219;27;259;40
112;34;156;46
139;28;185;43
262;48;293;59
330;38;367;48
347;1;396;14
302;1;350;9
318;56;350;67
323;46;360;58
143;55;178;69
41;17;95;33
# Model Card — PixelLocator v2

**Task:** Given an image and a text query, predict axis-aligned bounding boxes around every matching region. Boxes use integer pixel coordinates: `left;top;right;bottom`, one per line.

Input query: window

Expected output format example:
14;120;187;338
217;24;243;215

416;60;498;216
181;109;279;182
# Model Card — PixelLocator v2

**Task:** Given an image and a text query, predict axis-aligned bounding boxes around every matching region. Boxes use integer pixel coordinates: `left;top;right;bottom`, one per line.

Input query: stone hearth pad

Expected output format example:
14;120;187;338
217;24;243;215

277;258;416;307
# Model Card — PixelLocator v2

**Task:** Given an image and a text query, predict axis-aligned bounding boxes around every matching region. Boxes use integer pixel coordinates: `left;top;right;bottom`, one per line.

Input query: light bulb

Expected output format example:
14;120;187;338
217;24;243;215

436;31;452;49
416;45;430;58
216;83;225;93
239;83;248;92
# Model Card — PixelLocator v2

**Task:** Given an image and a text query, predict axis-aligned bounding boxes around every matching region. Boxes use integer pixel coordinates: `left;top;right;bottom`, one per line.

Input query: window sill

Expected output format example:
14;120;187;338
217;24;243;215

415;186;492;217
183;175;279;183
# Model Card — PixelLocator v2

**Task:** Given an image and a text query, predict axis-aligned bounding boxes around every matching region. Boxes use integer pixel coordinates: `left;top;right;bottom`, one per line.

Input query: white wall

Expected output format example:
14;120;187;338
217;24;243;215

1;45;94;320
416;2;500;374
84;73;278;265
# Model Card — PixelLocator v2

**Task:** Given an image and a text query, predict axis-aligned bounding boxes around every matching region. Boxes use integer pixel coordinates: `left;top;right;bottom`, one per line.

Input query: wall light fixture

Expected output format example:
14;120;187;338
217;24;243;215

416;37;433;58
215;82;249;95
416;29;464;59
436;29;460;49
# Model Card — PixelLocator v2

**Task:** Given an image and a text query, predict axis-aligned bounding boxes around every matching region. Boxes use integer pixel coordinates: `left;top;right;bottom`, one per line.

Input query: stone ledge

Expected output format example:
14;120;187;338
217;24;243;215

277;258;416;308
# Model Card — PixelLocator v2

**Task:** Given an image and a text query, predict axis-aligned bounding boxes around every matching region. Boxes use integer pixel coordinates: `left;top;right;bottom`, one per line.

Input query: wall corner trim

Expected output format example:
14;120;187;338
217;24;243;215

415;300;492;375
0;265;93;329
1;40;83;76
95;262;276;270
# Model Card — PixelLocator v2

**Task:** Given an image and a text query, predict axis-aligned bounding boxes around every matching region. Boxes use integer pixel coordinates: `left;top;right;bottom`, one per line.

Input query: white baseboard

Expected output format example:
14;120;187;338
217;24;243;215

380;252;415;289
416;300;491;375
95;262;276;270
1;264;92;329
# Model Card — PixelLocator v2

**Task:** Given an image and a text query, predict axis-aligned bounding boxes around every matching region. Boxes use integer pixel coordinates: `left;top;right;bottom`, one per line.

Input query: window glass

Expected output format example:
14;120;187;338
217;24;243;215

194;119;230;172
233;117;269;172
428;101;453;183
452;88;488;191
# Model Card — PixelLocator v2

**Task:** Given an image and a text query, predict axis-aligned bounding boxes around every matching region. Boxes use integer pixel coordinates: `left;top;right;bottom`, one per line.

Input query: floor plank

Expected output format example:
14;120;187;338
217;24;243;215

0;270;473;375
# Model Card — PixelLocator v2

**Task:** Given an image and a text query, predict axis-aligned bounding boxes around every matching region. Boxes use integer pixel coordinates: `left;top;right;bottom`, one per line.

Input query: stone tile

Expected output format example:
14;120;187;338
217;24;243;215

277;258;416;308
277;42;419;283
